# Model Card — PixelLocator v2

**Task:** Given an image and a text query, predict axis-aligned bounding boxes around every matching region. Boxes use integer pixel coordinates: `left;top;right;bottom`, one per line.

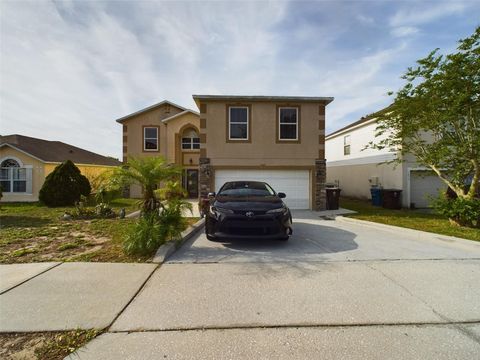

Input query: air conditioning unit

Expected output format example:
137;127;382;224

369;176;380;186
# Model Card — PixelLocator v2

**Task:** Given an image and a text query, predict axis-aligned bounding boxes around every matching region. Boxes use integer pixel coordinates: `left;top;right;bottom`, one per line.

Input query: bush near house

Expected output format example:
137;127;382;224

39;160;91;207
433;195;480;228
106;157;193;256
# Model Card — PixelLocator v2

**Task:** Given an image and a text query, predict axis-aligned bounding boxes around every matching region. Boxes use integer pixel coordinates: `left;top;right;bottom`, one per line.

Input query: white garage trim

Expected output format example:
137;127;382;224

407;167;447;208
214;169;311;209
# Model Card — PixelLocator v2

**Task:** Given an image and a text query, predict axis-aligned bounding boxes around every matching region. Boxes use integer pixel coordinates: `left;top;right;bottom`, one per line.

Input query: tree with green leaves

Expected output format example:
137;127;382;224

371;26;479;200
108;156;181;212
39;160;91;207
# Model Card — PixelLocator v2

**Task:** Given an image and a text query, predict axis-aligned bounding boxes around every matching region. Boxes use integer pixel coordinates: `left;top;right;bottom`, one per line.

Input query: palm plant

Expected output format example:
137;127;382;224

109;156;181;212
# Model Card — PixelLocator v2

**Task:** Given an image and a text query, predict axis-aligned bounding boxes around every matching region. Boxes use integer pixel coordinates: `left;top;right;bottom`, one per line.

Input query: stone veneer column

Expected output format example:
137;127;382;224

199;157;212;198
315;159;326;210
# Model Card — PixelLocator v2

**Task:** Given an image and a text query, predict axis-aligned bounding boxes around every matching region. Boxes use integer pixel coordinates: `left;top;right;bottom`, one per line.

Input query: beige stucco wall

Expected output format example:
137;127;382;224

44;163;117;192
0;146;45;202
0;146;119;202
202;101;323;167
165;112;200;167
122;104;184;161
121;104;200;199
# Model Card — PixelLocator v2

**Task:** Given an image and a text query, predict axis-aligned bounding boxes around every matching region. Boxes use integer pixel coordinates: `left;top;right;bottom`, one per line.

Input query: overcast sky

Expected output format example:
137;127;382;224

1;0;479;159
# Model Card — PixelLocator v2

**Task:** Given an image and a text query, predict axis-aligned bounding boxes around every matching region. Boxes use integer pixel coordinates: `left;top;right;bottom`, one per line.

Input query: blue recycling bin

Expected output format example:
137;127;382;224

370;187;383;206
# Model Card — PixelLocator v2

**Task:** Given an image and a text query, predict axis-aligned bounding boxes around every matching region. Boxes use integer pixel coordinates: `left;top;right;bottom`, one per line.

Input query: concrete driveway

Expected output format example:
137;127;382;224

71;212;480;358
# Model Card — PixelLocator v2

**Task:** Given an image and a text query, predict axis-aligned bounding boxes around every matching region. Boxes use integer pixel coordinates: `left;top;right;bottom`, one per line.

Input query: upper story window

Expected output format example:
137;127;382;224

182;129;200;150
278;107;299;141
343;135;351;155
228;106;249;140
0;158;28;193
144;127;159;151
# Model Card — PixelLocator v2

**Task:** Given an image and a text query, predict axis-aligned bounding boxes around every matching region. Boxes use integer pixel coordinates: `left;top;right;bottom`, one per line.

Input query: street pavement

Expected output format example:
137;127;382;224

2;212;479;358
76;213;480;359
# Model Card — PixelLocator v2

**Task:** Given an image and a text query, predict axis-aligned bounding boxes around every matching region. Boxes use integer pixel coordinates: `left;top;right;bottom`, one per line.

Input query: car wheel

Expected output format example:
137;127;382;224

206;234;217;241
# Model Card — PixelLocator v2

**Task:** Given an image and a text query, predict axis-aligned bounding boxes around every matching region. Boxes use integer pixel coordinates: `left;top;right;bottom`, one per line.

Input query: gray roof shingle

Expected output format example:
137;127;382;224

0;135;121;166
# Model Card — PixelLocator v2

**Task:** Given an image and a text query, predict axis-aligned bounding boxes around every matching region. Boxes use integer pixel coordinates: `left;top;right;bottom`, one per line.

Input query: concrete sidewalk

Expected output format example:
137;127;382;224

0;262;60;294
0;262;156;332
68;325;480;360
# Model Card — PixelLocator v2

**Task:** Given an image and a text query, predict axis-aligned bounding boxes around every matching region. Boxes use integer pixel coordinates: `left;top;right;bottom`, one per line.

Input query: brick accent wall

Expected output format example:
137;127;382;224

315;159;326;210
199;157;212;197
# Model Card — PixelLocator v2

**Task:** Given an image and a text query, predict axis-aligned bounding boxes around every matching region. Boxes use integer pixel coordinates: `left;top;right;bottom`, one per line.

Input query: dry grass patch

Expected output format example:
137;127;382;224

0;329;101;360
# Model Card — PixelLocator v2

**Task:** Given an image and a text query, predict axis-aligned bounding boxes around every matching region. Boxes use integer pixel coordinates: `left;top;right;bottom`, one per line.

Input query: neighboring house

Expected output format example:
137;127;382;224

325;113;446;208
117;100;201;198
0;134;121;202
193;95;333;210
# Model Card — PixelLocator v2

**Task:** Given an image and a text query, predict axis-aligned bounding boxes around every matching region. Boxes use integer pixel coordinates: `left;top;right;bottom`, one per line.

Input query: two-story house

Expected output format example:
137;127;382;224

325;112;446;208
119;95;333;210
193;95;333;210
117;100;201;198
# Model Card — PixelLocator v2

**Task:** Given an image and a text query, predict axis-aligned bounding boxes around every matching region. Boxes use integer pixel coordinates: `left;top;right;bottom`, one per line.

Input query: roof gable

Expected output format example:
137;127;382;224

161;109;199;124
115;100;189;123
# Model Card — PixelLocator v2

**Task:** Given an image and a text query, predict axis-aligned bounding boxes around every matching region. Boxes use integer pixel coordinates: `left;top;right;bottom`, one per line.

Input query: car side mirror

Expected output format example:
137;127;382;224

208;192;216;198
277;192;286;199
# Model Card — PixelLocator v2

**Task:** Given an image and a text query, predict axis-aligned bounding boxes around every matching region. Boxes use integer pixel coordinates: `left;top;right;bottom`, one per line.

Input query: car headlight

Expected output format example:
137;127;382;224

266;206;288;214
210;206;234;216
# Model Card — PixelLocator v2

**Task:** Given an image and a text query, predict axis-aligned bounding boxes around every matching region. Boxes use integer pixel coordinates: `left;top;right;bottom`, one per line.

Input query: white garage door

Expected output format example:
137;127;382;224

410;171;447;208
215;169;310;209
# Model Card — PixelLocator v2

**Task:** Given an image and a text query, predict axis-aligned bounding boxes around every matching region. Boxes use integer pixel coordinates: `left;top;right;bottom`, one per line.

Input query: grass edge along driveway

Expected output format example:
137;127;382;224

340;197;480;242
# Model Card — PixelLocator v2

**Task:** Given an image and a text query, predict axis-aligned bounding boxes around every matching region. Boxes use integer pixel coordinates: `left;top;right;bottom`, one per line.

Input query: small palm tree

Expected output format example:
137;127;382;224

109;156;181;212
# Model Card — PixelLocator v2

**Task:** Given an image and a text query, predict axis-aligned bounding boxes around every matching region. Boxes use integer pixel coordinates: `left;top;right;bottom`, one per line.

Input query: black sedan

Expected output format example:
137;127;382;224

205;181;293;241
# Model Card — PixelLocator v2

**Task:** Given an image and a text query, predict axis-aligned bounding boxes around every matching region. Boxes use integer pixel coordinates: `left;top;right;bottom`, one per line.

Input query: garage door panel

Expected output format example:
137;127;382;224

410;171;447;208
215;170;310;209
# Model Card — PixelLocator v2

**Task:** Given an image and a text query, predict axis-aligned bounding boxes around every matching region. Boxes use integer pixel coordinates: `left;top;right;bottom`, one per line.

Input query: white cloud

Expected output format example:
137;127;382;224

389;1;467;27
391;26;419;38
1;1;475;158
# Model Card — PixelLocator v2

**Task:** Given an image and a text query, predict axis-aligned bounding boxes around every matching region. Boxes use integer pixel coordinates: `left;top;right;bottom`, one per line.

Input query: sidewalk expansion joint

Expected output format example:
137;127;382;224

365;262;480;344
165;257;480;265
107;320;480;334
106;263;161;331
0;262;63;295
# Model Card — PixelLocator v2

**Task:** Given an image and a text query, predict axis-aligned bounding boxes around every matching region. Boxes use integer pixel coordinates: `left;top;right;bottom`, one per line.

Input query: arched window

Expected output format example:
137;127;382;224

181;129;200;150
1;159;20;168
0;158;27;193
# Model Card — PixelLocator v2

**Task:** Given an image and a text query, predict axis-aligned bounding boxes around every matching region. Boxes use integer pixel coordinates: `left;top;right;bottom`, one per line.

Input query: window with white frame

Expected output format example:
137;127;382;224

343;135;351;155
279;107;298;140
181;129;200;150
144;127;159;151
229;106;249;140
0;159;29;193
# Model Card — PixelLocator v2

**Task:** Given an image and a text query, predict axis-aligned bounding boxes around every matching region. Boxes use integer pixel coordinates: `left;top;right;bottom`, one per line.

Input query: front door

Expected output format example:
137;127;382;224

185;169;198;198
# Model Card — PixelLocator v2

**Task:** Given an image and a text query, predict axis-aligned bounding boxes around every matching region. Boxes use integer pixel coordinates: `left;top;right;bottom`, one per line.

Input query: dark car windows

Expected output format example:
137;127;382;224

218;181;276;196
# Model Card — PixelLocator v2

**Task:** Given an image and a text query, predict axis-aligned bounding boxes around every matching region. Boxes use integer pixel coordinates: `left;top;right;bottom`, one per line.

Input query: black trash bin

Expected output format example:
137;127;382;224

326;187;341;210
382;189;402;209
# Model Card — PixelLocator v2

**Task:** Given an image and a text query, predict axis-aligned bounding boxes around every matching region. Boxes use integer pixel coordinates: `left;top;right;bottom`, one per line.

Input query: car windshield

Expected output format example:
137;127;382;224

218;181;276;197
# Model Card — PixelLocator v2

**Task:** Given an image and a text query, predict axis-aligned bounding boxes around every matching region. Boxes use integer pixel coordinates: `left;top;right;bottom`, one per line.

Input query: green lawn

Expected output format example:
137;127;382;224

340;197;480;242
0;199;197;263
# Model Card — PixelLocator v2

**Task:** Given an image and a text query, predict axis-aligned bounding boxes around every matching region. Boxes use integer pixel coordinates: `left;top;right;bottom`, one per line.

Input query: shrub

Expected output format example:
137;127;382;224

433;195;480;228
156;181;187;201
123;212;162;256
123;199;192;256
39;160;91;207
158;199;192;242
